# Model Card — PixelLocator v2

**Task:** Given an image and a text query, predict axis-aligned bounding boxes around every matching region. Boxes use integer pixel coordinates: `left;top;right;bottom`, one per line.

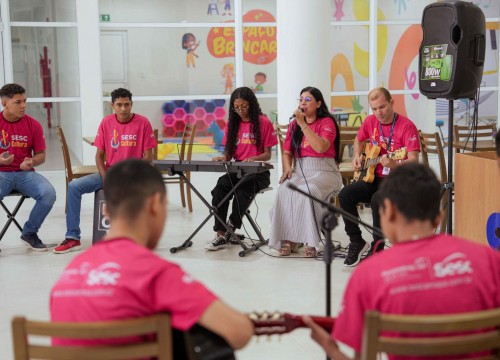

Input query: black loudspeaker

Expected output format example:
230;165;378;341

419;1;486;100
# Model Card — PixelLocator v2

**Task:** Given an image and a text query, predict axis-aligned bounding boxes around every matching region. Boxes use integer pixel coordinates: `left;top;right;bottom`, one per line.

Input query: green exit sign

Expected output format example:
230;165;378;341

100;14;111;22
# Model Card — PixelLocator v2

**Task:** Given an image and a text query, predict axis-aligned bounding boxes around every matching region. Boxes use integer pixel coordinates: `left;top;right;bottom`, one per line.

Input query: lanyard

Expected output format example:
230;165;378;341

379;113;398;150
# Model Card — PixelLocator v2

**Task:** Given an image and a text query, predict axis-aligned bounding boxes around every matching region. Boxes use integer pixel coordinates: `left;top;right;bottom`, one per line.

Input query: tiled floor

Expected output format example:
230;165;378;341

0;128;444;359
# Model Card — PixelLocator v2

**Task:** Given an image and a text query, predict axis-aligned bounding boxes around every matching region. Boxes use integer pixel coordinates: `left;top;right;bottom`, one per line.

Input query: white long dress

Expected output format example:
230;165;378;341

268;157;342;250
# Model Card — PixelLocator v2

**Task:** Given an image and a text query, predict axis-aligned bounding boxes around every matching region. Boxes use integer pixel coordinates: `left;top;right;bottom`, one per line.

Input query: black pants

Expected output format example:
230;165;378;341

211;171;270;232
338;177;384;243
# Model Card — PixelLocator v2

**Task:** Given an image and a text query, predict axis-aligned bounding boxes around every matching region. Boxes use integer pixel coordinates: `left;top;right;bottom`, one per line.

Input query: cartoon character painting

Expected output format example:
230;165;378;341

252;72;267;93
207;0;219;15
182;33;200;68
221;63;235;94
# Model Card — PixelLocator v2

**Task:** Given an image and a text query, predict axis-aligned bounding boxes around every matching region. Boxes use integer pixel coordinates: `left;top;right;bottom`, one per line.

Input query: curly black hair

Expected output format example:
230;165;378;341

291;86;340;163
111;88;132;103
0;83;25;99
225;87;263;160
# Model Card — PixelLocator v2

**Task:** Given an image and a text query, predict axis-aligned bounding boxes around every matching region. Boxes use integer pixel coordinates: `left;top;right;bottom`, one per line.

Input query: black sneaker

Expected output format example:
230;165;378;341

366;240;385;258
344;239;369;267
20;233;48;252
205;234;228;251
225;231;245;244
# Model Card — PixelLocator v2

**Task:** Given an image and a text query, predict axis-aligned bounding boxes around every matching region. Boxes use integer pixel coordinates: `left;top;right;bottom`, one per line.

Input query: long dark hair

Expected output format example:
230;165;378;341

225;87;263;159
291;86;340;163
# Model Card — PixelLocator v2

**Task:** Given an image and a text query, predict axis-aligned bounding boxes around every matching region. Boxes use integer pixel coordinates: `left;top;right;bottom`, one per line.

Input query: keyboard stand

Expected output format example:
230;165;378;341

168;170;268;257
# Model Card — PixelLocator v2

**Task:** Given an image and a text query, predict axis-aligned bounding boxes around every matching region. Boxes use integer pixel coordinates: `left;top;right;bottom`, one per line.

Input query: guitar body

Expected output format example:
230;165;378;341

353;143;380;183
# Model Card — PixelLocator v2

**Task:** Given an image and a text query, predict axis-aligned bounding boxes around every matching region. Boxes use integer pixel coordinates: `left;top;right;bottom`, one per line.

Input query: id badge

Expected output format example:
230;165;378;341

382;167;391;175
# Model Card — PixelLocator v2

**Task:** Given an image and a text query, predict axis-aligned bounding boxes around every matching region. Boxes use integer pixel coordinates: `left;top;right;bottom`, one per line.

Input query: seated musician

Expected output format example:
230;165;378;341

339;87;420;267
304;163;500;359
50;159;254;351
206;86;277;251
268;86;342;257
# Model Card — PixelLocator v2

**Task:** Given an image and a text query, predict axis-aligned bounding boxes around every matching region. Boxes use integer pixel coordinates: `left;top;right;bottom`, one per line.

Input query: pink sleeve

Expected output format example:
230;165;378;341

142;120;157;150
356;119;371;142
260;116;278;149
94;122;106;150
283;122;295;152
400;122;421;153
31;121;46;153
332;270;367;352
152;266;217;331
317;117;336;145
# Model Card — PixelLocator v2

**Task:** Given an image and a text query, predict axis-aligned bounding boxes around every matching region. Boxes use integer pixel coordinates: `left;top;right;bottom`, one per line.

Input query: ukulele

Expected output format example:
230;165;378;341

179;312;335;360
353;143;407;183
250;311;335;335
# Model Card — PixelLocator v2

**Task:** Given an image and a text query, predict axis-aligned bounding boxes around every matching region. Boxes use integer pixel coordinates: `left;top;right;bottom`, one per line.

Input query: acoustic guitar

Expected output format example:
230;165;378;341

180;312;335;360
353;143;407;183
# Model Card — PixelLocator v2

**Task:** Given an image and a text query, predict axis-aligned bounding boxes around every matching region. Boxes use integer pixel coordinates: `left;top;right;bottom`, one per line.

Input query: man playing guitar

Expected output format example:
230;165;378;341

339;87;420;267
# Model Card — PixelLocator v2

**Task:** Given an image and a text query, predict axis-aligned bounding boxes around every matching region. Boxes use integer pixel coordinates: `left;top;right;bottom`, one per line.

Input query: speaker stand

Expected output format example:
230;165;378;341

444;100;454;234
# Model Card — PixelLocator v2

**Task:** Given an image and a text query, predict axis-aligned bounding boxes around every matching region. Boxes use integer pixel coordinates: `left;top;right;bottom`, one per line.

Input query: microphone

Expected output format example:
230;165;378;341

289;108;305;121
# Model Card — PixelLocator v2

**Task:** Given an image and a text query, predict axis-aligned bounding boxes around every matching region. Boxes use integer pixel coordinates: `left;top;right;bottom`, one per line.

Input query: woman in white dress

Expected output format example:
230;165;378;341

269;86;342;257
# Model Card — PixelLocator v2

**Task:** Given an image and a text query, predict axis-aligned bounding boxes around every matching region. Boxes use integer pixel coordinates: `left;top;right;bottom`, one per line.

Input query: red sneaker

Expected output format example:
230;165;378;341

53;239;82;254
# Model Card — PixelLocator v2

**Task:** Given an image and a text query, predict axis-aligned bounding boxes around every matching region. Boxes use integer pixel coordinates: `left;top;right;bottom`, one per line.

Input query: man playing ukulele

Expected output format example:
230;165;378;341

339;87;420;267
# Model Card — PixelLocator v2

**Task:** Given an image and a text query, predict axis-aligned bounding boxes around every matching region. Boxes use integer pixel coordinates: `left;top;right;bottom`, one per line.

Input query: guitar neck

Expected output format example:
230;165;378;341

252;313;335;336
363;155;383;169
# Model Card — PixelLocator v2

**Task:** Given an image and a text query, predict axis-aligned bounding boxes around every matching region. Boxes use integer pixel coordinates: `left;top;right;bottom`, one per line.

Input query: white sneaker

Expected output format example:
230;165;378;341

205;234;228;251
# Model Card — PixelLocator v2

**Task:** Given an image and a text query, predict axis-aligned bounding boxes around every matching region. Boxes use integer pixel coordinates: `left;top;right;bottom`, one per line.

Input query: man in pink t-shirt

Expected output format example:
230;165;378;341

339;87;420;267
0;83;56;251
50;159;254;352
54;88;156;254
304;163;500;360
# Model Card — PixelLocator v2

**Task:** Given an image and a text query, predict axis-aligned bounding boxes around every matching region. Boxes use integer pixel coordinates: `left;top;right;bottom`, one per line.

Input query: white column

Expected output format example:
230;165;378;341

276;0;331;126
76;0;103;165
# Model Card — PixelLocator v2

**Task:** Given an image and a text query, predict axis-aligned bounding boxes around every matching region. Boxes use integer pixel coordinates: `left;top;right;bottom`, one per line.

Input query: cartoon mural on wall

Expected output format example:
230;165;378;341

182;33;200;68
253;72;267;93
221;63;234;94
333;0;345;22
222;0;232;16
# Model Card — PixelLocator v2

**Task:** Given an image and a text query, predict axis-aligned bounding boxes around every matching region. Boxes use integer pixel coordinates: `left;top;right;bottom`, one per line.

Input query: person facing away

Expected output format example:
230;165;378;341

339;87;420;267
206;86;277;251
0;83;56;251
268;86;342;258
304;162;500;360
54;88;156;254
50;159;254;351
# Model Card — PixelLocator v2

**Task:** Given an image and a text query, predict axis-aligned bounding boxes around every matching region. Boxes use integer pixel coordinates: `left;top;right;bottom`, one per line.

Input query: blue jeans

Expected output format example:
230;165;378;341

0;171;56;236
66;173;102;240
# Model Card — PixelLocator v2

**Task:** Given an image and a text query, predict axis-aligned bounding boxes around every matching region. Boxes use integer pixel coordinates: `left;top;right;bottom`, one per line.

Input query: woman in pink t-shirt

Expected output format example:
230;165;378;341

269;87;342;257
206;87;278;251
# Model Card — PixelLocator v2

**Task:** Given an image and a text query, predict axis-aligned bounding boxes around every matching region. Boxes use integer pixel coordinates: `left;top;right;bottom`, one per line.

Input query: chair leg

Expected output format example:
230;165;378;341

186;172;193;213
179;179;186;208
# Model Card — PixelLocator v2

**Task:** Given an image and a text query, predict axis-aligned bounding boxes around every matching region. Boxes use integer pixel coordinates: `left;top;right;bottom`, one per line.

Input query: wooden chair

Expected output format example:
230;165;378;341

274;123;289;157
419;131;448;233
161;123;196;213
11;314;173;360
361;308;500;360
453;123;496;153
56;126;98;212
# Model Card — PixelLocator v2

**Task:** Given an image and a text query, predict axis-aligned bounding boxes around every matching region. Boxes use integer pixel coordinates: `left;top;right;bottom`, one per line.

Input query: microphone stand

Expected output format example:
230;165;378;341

287;182;382;357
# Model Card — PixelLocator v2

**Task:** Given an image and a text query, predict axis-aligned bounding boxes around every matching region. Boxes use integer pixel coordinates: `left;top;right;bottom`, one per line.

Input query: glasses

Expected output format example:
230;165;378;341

233;104;249;112
298;96;313;103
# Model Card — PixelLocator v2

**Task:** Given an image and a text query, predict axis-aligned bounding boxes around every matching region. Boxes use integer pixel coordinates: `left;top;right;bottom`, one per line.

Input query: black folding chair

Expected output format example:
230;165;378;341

0;191;29;241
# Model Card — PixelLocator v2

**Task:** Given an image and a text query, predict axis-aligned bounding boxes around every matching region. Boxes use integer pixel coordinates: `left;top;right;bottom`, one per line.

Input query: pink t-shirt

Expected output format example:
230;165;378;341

94;114;156;168
283;117;337;158
0;112;46;172
222;115;278;161
357;113;420;177
50;238;217;346
333;234;500;360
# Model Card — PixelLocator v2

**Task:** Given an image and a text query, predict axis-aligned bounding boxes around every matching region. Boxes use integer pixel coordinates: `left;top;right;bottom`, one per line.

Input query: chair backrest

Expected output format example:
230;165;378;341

419;131;447;183
361;308;500;360
275;123;288;157
339;126;360;162
56;126;74;180
12;314;173;360
454;123;496;142
153;128;159;160
179;123;196;161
